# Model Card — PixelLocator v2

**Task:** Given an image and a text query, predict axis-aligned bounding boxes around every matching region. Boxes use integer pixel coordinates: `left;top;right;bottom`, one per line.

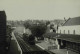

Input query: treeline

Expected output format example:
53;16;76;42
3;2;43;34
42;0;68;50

7;19;65;27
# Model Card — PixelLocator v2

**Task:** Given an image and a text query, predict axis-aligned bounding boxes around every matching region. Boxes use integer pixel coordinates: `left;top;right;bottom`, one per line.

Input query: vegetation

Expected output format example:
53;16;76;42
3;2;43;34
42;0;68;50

46;21;50;25
23;21;47;38
30;24;47;38
23;21;31;29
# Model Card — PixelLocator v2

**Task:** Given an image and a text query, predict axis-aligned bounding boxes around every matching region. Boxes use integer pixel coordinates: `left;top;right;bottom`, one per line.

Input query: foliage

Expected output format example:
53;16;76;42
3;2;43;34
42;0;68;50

46;21;50;25
23;21;31;29
30;24;47;37
23;21;47;38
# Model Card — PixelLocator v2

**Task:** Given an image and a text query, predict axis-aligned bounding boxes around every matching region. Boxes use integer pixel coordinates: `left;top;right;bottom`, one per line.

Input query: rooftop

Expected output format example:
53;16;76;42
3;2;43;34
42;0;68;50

43;32;80;43
62;17;80;26
43;32;57;38
56;34;80;43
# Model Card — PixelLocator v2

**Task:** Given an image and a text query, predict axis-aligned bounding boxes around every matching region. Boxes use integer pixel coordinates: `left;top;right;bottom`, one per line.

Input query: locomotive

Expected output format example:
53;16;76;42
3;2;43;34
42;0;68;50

23;33;35;45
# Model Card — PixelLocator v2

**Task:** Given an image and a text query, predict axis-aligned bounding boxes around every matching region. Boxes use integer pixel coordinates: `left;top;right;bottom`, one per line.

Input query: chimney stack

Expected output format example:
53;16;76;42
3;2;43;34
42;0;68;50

64;17;66;22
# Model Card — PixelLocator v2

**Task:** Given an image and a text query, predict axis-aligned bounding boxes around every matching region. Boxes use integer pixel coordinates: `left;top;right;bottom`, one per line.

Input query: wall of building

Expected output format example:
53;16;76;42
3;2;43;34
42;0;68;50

0;11;6;54
58;25;80;35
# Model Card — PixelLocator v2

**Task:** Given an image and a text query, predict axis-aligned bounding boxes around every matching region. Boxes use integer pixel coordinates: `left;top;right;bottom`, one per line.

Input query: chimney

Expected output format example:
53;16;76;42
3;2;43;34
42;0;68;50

64;17;66;22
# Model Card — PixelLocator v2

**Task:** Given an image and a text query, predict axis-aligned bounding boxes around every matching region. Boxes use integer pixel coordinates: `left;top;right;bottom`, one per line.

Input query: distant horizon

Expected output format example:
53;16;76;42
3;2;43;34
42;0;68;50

6;16;80;21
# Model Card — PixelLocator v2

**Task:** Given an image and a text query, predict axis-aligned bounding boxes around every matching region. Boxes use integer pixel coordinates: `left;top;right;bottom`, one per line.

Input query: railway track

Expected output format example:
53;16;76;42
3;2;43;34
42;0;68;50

14;33;55;54
15;36;33;52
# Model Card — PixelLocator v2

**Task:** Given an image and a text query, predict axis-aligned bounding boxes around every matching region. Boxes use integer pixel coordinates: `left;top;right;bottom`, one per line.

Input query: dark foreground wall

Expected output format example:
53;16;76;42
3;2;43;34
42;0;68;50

0;11;6;54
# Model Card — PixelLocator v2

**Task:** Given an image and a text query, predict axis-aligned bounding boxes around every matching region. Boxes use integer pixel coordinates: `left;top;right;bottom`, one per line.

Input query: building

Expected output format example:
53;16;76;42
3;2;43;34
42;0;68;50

43;17;80;54
0;11;6;54
57;17;80;54
58;17;80;35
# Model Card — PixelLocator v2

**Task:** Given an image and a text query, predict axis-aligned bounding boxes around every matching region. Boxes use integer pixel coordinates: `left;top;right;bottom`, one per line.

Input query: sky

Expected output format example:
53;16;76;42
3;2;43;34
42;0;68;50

0;0;80;20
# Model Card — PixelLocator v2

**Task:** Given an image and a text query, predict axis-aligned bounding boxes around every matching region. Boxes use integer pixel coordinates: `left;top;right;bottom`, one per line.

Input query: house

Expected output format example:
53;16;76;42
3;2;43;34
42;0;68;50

58;17;80;35
43;17;80;54
57;17;80;54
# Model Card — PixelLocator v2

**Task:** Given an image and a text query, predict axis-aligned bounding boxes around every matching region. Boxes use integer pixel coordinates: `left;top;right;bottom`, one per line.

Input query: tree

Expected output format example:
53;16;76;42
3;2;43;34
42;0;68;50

23;21;31;29
23;21;47;40
30;23;47;39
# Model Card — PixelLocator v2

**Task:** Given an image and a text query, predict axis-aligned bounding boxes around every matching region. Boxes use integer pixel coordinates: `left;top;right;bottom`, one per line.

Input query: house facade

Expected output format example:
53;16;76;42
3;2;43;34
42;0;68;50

58;25;80;35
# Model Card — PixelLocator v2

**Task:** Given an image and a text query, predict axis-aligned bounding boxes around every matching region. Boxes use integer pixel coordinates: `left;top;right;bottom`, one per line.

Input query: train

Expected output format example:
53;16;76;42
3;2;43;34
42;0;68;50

23;33;35;45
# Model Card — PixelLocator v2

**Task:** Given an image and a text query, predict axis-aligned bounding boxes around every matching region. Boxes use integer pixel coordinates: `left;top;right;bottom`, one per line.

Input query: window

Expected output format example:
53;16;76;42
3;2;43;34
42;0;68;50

73;30;75;34
60;30;61;34
68;30;70;34
64;30;65;34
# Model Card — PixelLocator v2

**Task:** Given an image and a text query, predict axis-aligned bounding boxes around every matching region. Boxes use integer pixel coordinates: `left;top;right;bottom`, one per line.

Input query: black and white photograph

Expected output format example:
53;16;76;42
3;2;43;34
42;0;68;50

0;0;80;54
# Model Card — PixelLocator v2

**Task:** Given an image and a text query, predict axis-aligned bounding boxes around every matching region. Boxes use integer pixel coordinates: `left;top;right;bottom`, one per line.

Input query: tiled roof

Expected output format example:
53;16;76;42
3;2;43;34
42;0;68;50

62;17;80;26
57;34;80;43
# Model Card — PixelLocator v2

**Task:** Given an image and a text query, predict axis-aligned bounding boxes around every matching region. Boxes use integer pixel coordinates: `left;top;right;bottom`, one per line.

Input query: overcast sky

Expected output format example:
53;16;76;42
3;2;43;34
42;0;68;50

0;0;80;20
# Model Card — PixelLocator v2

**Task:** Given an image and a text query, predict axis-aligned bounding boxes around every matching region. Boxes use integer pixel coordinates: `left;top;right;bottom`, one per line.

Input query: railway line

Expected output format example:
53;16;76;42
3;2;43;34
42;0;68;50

14;32;55;54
